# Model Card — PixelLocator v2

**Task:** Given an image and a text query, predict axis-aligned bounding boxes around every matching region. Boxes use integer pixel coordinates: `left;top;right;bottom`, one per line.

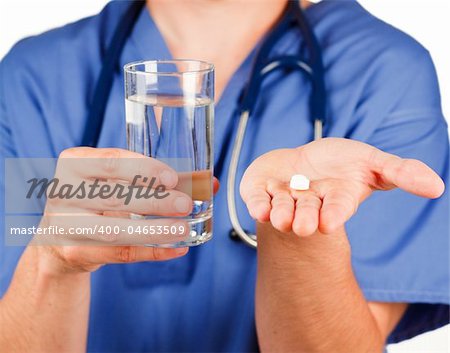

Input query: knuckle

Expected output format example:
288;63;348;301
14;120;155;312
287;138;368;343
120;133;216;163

57;148;93;179
58;148;76;159
272;196;291;207
45;194;60;208
101;149;122;174
298;195;321;209
151;247;162;261
148;197;161;215
59;147;91;159
367;146;380;168
399;159;413;177
136;159;148;179
62;247;81;265
116;246;137;263
103;189;122;209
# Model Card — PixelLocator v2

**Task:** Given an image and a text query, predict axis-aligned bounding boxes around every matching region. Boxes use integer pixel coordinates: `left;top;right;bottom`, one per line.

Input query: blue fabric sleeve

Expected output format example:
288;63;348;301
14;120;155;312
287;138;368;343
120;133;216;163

0;56;25;298
346;49;449;343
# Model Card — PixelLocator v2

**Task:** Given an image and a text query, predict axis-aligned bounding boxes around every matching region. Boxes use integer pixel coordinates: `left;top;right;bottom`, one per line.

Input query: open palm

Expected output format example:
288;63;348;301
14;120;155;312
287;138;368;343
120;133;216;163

240;138;444;236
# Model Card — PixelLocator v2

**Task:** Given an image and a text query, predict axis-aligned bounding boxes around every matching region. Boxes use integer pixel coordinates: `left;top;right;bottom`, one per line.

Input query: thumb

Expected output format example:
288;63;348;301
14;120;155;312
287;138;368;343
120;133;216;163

369;148;445;199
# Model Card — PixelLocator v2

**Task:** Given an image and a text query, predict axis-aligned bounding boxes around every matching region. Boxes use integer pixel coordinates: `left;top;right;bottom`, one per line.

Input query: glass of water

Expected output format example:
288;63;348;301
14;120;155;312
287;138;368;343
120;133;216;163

124;60;214;247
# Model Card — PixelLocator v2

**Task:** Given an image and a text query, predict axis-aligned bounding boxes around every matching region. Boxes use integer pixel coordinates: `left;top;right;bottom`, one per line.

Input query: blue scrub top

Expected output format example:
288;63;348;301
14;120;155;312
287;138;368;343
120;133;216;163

1;1;449;351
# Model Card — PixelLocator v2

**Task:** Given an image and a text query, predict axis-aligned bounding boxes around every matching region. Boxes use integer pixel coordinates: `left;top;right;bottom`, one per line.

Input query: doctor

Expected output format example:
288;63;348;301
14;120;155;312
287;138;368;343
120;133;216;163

0;1;448;352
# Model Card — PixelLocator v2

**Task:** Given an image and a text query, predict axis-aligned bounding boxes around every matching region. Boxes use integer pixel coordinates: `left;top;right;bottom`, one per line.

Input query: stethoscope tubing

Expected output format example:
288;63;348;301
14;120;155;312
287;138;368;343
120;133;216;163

227;111;323;248
226;3;326;248
81;1;326;249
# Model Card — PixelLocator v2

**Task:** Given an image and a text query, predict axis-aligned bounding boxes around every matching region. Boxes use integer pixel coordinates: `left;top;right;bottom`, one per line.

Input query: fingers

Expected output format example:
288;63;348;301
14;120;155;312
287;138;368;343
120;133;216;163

243;179;357;236
243;178;361;236
268;181;294;233
46;178;193;216
213;177;220;195
60;245;189;270
35;215;190;246
106;246;188;263
316;183;359;234
240;181;271;222
292;191;322;237
370;148;445;199
84;182;192;216
58;147;179;188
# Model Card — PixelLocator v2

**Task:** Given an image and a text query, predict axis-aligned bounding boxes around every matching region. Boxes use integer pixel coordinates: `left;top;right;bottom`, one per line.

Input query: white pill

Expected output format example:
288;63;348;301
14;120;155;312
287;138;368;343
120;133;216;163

289;174;310;191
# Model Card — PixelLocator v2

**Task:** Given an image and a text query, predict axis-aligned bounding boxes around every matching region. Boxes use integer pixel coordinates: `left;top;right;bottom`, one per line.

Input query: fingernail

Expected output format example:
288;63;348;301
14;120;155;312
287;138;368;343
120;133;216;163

159;170;177;188
174;197;191;213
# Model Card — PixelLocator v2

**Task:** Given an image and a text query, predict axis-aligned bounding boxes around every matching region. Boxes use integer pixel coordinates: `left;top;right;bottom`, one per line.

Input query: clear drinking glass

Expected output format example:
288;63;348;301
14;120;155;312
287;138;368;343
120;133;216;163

124;60;214;247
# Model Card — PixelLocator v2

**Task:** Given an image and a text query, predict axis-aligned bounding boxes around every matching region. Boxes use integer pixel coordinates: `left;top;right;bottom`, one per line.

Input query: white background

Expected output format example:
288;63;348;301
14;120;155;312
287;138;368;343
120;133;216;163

0;1;448;352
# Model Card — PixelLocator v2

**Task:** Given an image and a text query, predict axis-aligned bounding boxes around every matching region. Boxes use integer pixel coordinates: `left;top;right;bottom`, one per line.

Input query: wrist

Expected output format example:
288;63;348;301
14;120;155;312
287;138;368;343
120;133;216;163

2;246;90;319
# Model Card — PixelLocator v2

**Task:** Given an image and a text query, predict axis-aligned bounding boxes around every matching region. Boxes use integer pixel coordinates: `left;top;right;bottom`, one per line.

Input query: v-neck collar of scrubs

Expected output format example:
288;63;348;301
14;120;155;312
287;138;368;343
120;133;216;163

120;2;326;112
118;2;328;174
122;6;256;112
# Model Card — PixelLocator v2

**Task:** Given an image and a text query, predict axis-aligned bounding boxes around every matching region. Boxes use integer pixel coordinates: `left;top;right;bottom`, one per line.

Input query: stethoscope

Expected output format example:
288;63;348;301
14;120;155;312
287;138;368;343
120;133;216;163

82;1;326;249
